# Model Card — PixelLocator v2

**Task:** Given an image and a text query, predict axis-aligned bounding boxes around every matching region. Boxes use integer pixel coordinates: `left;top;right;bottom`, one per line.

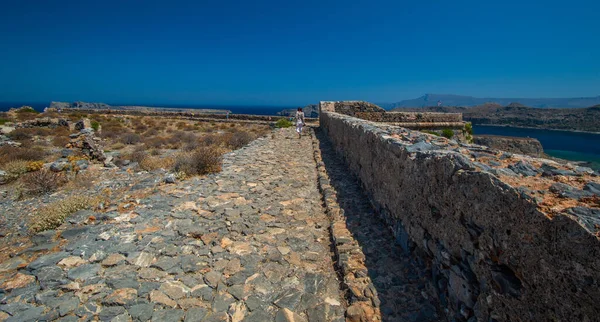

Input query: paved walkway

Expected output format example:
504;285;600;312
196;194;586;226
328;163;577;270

0;128;344;322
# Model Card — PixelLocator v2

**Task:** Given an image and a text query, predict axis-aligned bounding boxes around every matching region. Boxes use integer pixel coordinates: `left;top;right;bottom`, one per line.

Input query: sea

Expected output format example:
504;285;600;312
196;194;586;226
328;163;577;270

0;102;290;116
2;102;599;170
473;125;600;170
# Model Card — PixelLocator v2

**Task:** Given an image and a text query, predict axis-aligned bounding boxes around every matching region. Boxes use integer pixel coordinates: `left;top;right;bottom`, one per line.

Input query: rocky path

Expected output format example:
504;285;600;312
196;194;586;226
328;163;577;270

314;129;443;322
0;128;344;322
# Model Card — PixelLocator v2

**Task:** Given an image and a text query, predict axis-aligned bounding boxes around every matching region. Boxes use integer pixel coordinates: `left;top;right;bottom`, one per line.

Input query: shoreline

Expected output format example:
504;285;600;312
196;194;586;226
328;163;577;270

471;123;600;135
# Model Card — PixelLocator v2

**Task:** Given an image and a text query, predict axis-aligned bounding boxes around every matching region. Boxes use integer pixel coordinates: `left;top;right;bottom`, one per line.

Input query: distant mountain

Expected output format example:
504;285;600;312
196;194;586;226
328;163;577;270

382;94;600;109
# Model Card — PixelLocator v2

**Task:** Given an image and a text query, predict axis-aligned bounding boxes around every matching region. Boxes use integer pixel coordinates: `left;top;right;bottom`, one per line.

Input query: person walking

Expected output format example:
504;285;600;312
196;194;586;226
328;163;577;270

294;107;305;138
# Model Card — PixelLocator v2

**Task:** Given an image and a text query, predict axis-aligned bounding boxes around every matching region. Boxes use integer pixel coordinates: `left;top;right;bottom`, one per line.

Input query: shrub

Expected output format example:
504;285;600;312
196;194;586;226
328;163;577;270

464;122;473;135
143;136;167;149
26;161;45;172
2;160;29;182
29;195;97;232
91;121;100;131
140;156;174;171
441;128;454;139
15;107;40;121
227;131;253;149
15;106;39;114
173;146;222;176
422;130;439;136
7;128;34;141
0;118;10;125
120;133;142;145
109;142;125;150
0;146;46;165
22;169;67;195
52;135;70;148
144;127;160;136
275;118;293;128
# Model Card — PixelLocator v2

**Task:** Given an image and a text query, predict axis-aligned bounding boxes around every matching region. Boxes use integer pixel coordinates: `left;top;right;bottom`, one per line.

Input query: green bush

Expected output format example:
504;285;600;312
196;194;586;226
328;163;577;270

464;122;473;135
275;118;293;128
91;121;100;131
0;118;10;125
15;106;39;114
441;128;454;139
422;130;439;136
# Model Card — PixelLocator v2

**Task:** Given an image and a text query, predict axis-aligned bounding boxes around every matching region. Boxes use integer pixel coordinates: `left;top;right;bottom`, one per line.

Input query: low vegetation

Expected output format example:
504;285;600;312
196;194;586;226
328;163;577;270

173;145;223;176
22;169;68;195
441;128;454;139
275;118;293;128
29;194;98;232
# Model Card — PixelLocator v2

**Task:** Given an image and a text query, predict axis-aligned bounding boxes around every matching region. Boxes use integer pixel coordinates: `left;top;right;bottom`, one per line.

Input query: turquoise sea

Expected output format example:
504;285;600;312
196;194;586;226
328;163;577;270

473;125;600;170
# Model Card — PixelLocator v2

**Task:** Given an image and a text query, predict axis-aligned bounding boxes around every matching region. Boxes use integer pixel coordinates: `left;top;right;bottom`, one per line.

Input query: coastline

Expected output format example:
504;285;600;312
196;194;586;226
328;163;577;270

470;123;600;135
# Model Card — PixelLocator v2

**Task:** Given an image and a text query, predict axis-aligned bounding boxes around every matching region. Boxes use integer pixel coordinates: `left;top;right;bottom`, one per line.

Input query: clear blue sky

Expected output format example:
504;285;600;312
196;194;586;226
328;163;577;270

1;0;598;106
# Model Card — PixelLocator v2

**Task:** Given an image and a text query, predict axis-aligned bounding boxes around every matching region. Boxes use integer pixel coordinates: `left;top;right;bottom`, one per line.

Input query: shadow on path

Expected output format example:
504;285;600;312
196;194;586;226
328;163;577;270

315;129;445;322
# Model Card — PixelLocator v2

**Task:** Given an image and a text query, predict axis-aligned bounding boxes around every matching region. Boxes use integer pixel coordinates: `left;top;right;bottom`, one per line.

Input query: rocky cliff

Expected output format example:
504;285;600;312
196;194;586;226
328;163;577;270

474;135;544;157
393;104;600;132
277;104;319;118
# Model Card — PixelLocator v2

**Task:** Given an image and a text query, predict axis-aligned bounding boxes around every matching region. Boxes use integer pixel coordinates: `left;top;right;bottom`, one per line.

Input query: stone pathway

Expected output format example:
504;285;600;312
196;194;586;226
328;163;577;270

0;128;344;322
315;129;444;322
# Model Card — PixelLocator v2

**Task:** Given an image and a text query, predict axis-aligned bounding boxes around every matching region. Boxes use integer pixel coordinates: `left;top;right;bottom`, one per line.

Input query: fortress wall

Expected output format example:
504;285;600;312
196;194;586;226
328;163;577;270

319;110;600;321
355;111;463;123
54;108;317;123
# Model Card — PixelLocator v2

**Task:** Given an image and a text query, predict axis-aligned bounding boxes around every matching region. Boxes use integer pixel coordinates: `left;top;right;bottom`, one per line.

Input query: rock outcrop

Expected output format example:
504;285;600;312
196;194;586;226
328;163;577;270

474;135;544;157
278;104;319;118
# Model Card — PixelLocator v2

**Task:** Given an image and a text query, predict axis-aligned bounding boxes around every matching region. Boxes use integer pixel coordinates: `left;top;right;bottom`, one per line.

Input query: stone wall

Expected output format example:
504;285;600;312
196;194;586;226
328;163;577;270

474;135;544;157
319;111;600;321
58;108;317;123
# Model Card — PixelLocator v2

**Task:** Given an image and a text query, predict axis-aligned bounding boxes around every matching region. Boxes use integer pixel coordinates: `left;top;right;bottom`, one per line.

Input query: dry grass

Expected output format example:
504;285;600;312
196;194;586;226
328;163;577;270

173;146;223;176
0;146;46;165
120;132;142;145
2;160;30;182
29;194;98;232
22;169;68;195
140;156;175;171
227;131;253;149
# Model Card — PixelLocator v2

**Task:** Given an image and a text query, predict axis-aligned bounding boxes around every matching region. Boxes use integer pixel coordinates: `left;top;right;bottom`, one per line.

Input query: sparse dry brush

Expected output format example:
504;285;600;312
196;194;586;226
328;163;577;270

1;160;29;182
120;132;142;145
30;194;98;232
22;169;68;195
174;146;223;176
0;146;46;165
227;131;253;149
140;156;175;171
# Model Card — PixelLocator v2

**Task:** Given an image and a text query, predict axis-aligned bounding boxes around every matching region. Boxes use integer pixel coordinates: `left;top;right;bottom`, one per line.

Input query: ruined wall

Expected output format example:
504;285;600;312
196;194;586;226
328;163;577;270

56;108;317;123
320;111;600;321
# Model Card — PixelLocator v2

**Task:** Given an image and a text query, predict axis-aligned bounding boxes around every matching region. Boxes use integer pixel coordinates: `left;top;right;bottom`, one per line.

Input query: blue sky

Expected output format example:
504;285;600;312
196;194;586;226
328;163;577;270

0;0;598;105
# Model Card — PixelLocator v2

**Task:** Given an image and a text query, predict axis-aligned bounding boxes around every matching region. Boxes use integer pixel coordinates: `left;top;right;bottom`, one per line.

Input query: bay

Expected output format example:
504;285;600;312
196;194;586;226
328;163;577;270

473;125;600;170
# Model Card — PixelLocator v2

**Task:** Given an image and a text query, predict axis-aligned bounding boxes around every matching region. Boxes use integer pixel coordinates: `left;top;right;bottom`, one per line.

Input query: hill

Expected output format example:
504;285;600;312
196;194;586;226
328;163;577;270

382;94;600;109
392;103;600;132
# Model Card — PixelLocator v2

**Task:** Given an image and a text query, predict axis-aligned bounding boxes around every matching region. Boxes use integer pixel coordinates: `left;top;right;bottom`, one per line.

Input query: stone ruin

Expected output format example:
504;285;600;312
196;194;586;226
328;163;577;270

66;119;106;162
320;101;469;142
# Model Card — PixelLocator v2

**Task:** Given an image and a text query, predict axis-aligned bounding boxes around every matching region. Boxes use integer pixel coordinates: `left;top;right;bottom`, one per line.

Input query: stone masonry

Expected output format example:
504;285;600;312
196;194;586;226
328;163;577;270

320;110;600;321
0;129;344;322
